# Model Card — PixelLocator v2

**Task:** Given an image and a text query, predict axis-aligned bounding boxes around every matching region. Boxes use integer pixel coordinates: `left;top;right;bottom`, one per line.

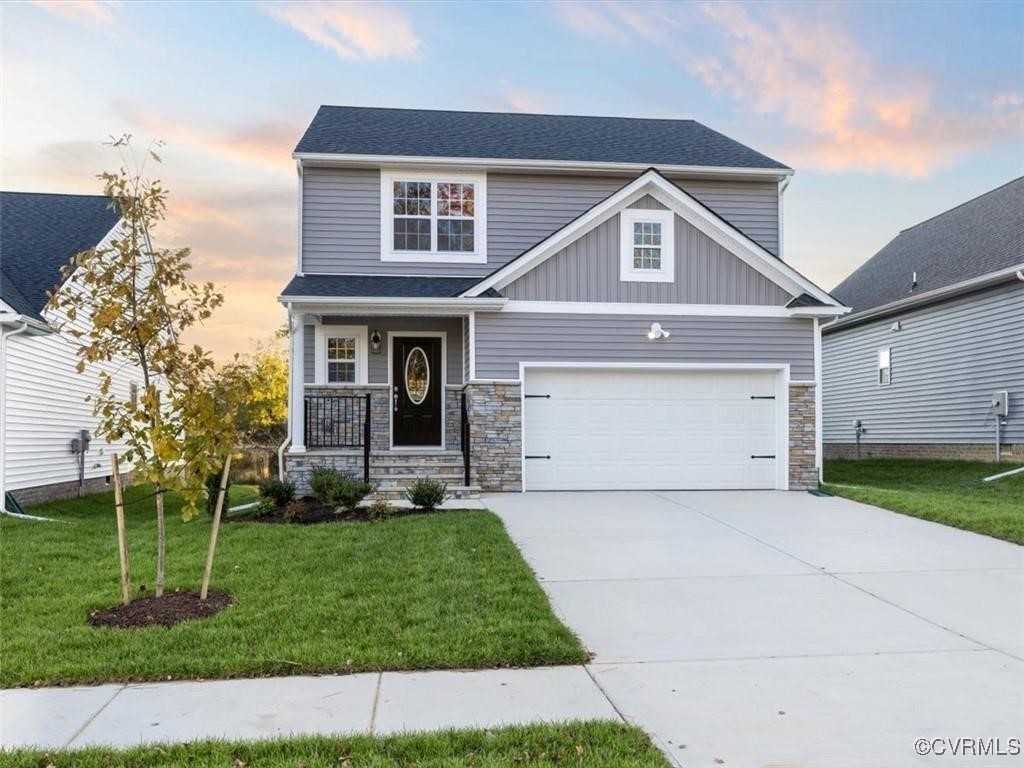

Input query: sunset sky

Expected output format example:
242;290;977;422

2;0;1022;359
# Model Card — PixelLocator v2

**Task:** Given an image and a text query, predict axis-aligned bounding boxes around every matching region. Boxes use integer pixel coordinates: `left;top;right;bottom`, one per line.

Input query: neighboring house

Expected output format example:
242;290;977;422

0;192;139;507
279;106;847;497
822;177;1024;462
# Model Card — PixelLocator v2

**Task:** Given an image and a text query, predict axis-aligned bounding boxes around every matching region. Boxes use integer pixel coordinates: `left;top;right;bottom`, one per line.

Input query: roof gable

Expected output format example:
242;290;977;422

832;176;1024;316
464;170;842;309
295;106;790;172
0;192;120;320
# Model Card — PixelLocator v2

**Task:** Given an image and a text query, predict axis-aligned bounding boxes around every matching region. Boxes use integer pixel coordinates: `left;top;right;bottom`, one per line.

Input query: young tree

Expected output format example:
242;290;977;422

49;136;237;598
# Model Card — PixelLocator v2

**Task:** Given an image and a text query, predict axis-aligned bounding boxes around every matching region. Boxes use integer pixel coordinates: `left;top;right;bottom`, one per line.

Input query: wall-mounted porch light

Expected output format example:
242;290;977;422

370;329;383;353
647;322;670;340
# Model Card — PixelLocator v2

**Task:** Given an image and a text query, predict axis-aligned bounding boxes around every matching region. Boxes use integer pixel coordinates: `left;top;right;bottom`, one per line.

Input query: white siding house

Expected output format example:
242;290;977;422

1;192;144;507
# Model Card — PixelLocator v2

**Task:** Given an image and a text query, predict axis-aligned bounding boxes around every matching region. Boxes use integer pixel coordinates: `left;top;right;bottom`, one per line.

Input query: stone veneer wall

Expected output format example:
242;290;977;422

285;451;362;495
465;381;522;492
445;387;463;450
825;442;1024;462
789;383;818;490
10;472;133;507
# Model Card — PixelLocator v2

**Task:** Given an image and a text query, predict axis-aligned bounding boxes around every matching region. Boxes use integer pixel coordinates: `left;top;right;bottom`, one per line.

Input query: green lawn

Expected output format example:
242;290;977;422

823;459;1024;544
1;722;670;767
0;486;585;687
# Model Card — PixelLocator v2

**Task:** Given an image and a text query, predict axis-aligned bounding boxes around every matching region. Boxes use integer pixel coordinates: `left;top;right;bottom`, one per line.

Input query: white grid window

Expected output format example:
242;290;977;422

632;221;663;270
382;173;487;264
878;347;891;386
327;337;356;384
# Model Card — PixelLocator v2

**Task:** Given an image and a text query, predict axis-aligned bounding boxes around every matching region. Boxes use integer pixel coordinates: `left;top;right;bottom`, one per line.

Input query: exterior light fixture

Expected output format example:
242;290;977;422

370;329;383;353
647;322;670;340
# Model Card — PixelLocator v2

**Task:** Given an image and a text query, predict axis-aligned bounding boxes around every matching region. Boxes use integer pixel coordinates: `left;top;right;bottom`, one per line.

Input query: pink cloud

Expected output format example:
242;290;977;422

30;0;117;25
261;1;422;61
556;2;1024;177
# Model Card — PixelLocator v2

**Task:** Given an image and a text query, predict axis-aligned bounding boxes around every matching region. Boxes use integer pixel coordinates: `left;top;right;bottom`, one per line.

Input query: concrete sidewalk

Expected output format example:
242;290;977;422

0;666;621;751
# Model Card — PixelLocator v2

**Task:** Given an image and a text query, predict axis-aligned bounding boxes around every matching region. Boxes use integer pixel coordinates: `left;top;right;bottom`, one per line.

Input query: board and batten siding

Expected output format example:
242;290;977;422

822;282;1024;445
304;317;464;385
3;331;139;493
503;195;791;304
300;169;780;276
473;312;814;381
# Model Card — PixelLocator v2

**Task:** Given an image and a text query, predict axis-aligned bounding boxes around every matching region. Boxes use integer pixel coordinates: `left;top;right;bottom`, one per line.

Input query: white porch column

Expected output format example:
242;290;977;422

290;310;306;452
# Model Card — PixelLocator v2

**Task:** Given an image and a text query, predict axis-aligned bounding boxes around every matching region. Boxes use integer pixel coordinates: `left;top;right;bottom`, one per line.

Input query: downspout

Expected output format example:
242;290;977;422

0;321;29;514
279;301;295;479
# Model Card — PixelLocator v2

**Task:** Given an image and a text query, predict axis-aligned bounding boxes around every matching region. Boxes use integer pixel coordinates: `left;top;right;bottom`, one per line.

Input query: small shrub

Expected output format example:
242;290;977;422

309;466;342;504
259;478;296;507
332;475;375;513
283;499;306;522
368;498;395;521
204;469;231;515
405;477;449;510
253;498;278;518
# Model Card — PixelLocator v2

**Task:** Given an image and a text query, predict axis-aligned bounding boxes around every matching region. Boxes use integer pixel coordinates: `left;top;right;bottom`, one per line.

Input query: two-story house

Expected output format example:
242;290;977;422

279;106;848;497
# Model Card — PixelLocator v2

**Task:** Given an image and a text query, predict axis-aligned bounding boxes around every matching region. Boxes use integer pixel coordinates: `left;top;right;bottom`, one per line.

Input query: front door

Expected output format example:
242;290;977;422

392;336;443;446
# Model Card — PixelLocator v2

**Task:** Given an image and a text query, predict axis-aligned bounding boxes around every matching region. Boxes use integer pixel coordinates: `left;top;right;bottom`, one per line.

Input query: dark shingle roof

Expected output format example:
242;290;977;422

1;192;120;321
295;106;790;171
281;274;502;299
832;177;1024;316
786;293;827;308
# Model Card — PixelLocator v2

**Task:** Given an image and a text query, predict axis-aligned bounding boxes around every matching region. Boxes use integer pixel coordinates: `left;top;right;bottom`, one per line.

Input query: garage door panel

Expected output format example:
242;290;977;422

524;368;781;491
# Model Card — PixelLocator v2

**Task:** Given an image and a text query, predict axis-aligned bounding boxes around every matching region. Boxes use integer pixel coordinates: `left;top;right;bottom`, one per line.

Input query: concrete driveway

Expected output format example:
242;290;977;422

485;490;1024;768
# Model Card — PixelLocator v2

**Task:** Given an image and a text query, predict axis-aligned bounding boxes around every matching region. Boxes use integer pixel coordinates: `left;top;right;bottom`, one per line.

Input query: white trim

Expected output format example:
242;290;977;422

468;311;477;381
518;361;791;492
387;331;447;449
294;151;794;181
279;295;506;311
619;208;675;283
313;325;368;385
813;317;822;481
296;160;304;276
823;262;1024;333
288;306;305;452
501;300;835;317
380;170;487;264
463;170;838;306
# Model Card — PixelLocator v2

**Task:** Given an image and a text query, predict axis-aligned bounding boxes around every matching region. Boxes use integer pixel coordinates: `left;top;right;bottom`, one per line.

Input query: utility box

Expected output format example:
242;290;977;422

70;430;91;455
992;391;1009;418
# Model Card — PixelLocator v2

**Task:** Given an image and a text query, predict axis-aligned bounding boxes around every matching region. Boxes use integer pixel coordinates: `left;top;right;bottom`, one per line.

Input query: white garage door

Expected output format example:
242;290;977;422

523;368;781;491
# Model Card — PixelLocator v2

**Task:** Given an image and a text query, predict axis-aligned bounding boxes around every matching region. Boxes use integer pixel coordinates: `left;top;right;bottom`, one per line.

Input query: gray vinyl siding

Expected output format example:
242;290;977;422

300;169;780;275
473;313;814;380
503;207;791;304
822;282;1024;445
304;317;464;385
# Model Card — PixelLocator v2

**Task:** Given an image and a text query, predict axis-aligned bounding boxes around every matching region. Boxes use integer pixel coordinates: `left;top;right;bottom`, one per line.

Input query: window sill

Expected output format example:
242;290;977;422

620;269;674;283
382;250;487;264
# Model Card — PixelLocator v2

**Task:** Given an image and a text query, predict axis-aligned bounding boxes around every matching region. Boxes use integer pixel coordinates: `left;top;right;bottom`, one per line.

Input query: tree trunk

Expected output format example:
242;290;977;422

155;485;166;597
111;454;132;605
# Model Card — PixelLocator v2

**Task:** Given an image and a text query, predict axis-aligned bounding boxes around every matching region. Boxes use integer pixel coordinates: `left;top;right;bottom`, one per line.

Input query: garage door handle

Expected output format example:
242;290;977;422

525;394;551;399
525;455;551;460
751;454;776;459
750;395;775;400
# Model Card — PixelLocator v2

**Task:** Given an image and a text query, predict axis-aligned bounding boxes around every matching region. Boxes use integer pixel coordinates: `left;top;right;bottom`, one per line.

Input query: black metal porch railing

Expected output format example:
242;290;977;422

460;391;471;486
304;394;371;482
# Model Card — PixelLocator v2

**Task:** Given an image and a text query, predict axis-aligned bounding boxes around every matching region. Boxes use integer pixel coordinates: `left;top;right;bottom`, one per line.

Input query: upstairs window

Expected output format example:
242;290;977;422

619;208;675;283
382;173;487;263
878;347;891;385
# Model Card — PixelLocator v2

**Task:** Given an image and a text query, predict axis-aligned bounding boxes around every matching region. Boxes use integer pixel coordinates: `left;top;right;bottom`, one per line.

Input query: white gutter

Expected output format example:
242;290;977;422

292;151;794;181
0;319;30;514
279;295;507;310
824;263;1024;333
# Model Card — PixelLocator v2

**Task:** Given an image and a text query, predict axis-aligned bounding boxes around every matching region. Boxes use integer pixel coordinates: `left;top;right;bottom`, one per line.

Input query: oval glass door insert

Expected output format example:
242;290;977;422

404;346;429;405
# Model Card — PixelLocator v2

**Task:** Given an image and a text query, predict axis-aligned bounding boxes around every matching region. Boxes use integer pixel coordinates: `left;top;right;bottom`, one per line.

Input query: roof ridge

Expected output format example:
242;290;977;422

897;175;1024;234
1;190;109;200
316;104;698;124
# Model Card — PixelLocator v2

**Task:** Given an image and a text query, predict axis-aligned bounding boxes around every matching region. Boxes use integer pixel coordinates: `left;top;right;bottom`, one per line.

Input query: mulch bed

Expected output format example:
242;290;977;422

229;497;433;525
89;591;232;629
